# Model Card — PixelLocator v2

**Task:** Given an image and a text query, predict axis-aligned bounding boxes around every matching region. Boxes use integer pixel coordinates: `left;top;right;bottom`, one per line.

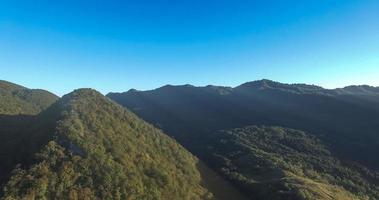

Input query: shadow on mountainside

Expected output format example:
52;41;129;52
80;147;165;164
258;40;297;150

197;161;249;200
0;113;56;190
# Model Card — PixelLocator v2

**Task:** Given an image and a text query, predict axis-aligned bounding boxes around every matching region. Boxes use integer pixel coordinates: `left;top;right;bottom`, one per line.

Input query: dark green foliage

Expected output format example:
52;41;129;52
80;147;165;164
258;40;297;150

0;80;58;115
0;98;61;189
107;79;379;168
204;126;379;200
108;79;379;199
2;79;379;200
0;79;58;183
1;89;209;200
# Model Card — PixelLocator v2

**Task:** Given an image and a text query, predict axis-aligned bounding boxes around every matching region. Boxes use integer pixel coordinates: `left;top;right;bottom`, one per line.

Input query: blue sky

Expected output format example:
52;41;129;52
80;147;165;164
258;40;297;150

0;0;378;96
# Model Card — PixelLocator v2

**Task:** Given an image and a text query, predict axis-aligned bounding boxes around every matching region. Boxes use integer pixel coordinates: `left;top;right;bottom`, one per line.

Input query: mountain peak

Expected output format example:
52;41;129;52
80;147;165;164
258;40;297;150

61;88;103;102
236;79;283;90
159;84;195;89
127;88;139;93
65;88;102;96
236;79;325;94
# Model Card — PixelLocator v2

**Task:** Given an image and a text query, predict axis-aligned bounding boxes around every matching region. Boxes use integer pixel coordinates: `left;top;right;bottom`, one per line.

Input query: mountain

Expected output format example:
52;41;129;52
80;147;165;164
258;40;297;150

235;79;327;95
335;85;379;95
107;80;379;167
236;79;379;96
1;79;378;199
0;80;58;115
1;88;211;199
108;79;379;199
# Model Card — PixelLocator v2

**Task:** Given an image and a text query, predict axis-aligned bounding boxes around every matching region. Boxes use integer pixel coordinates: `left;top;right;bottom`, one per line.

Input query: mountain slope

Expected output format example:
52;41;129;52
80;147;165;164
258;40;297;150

1;89;210;200
107;80;379;168
204;126;379;200
0;80;58;115
108;80;379;199
0;81;59;186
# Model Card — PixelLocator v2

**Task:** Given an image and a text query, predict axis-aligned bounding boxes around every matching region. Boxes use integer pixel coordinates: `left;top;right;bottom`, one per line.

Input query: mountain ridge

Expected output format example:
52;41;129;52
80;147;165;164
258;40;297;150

108;79;379;199
108;79;379;97
1;79;379;199
1;87;212;200
0;80;58;115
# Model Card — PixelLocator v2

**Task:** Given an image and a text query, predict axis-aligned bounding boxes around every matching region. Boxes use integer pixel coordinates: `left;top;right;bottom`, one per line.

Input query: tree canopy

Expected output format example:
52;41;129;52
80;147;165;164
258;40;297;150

1;89;210;200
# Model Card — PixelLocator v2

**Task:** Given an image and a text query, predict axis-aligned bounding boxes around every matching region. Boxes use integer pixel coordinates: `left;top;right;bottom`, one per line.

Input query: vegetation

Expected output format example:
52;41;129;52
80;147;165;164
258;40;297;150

2;79;379;199
204;126;379;200
0;80;58;115
108;79;379;199
1;88;210;200
0;80;60;186
108;79;379;168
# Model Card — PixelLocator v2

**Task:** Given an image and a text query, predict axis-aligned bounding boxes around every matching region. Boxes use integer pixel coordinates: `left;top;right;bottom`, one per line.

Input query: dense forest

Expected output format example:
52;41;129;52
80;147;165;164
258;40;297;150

0;81;60;187
1;79;379;199
0;82;211;200
108;79;379;200
204;126;379;200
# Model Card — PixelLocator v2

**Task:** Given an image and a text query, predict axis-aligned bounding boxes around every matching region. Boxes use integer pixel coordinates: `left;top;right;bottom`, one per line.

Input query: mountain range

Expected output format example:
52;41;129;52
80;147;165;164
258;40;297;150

1;79;379;200
108;79;379;199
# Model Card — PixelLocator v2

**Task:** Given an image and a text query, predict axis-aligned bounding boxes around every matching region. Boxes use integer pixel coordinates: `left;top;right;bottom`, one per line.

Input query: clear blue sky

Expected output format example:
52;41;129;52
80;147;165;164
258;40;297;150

0;0;378;96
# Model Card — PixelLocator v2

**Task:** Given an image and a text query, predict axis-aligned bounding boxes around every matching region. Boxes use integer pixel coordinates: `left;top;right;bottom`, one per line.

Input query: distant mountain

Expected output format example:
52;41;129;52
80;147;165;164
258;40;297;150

0;80;58;115
235;79;326;94
236;79;379;96
335;85;379;95
108;79;379;199
1;88;211;199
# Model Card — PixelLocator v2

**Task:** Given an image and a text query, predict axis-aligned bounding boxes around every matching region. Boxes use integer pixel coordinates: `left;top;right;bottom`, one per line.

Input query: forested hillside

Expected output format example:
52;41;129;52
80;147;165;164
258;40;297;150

1;79;379;199
108;80;379;168
0;80;60;186
108;79;379;199
204;126;379;200
0;80;58;115
1;88;211;199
